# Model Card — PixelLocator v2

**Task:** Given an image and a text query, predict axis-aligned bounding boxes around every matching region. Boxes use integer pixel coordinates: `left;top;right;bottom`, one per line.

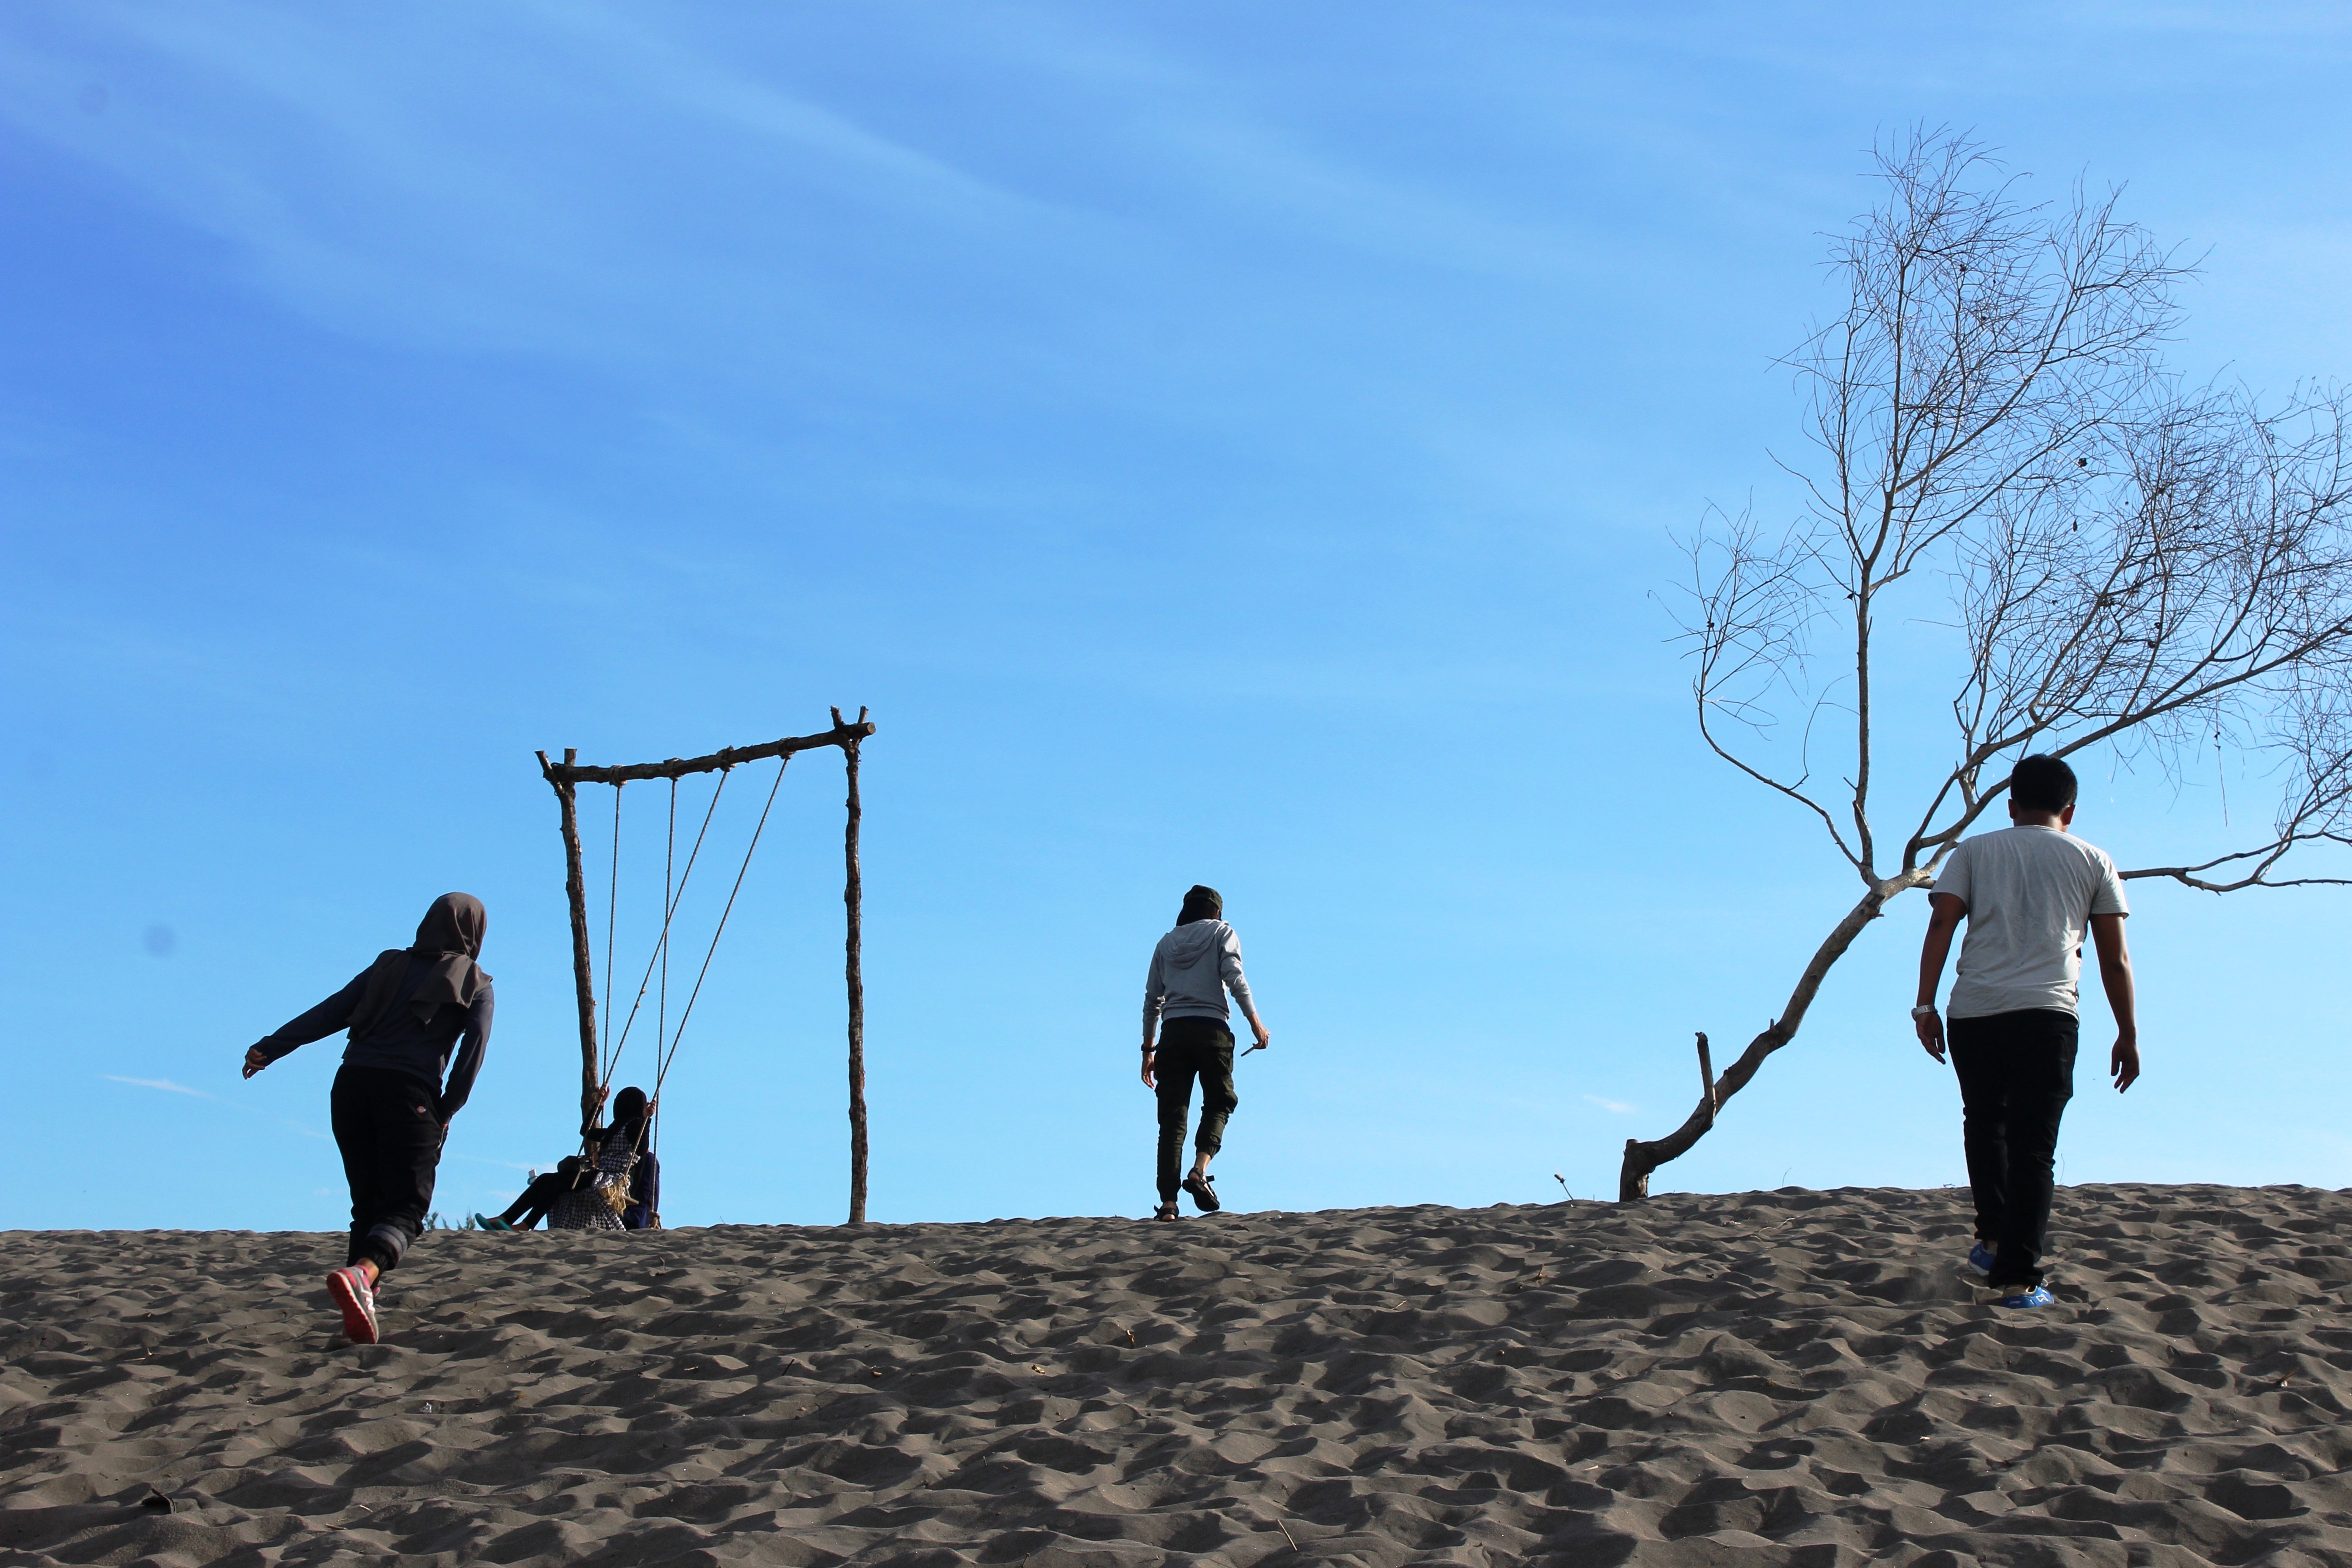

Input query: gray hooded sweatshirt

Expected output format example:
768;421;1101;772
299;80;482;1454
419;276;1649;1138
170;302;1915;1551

1143;919;1257;1035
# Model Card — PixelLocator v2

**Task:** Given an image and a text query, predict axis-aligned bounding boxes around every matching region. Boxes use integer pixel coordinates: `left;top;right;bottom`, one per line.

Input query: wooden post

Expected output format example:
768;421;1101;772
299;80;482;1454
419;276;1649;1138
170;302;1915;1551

838;707;868;1225
540;748;601;1132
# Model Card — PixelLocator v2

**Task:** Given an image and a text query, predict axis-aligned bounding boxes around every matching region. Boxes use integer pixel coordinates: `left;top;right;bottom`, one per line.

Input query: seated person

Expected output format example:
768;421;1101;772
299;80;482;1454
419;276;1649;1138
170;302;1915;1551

478;1155;582;1231
478;1086;660;1231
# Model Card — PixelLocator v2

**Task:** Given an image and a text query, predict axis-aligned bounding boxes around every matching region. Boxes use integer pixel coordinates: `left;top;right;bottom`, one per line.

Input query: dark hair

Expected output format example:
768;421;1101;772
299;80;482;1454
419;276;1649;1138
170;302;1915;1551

2009;754;2078;813
612;1086;649;1127
1178;885;1223;925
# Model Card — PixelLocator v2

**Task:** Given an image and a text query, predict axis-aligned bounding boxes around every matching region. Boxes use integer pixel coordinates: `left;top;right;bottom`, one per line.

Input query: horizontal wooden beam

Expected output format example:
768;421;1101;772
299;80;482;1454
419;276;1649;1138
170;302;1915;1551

539;711;874;786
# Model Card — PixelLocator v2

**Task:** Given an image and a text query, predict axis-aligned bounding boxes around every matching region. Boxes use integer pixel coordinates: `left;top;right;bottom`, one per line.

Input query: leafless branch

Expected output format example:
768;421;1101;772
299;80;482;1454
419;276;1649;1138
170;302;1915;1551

1628;125;2352;1201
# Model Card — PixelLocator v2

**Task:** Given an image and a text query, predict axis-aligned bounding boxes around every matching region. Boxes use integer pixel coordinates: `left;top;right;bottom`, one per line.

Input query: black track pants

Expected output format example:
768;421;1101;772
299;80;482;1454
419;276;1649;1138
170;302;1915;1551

1948;1008;2078;1289
330;1065;445;1272
499;1171;571;1230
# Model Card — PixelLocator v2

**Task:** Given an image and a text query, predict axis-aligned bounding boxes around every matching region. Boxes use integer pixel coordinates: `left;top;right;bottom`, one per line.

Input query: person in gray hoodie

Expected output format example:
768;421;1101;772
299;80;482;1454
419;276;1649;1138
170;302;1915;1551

1142;885;1271;1220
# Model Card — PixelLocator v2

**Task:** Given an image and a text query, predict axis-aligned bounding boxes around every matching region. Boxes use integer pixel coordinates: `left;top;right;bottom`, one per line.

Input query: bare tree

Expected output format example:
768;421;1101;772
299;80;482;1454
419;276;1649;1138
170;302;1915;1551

1621;128;2352;1201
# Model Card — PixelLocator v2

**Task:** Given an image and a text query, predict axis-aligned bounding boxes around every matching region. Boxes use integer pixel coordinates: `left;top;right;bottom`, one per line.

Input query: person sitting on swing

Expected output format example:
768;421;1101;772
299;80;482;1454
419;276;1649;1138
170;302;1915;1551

479;1157;583;1232
242;892;493;1346
478;1085;660;1231
613;1086;660;1229
549;1085;658;1232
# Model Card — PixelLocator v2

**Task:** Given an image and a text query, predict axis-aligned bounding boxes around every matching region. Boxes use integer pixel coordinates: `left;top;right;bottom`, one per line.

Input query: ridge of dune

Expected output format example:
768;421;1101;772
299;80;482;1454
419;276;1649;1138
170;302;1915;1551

4;1183;2350;1566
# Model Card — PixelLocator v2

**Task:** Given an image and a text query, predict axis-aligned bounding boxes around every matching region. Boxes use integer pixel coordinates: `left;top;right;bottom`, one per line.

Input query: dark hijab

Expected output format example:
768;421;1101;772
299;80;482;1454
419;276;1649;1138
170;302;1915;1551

609;1085;650;1150
1177;884;1223;926
346;893;491;1040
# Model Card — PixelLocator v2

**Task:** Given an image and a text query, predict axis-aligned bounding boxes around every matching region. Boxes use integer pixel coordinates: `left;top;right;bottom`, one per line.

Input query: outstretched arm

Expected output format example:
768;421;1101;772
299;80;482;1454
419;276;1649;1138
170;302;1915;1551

2091;913;2139;1091
1913;893;1965;1063
242;967;372;1079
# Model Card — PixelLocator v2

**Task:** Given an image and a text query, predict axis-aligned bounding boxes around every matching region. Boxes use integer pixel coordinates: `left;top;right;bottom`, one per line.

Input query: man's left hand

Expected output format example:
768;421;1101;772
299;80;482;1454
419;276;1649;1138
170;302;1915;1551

242;1046;270;1079
2111;1036;2141;1092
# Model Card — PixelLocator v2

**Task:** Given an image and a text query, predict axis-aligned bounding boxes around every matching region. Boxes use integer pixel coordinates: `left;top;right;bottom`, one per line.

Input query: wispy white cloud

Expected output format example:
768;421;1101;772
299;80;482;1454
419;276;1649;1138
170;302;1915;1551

1583;1094;1636;1115
105;1074;220;1100
0;0;1604;412
449;1152;538;1172
105;1076;335;1143
534;0;1033;218
0;2;1051;369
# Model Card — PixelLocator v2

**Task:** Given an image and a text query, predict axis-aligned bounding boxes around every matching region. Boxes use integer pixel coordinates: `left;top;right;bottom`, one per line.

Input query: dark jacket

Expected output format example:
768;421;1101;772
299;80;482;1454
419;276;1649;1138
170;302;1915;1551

253;954;494;1121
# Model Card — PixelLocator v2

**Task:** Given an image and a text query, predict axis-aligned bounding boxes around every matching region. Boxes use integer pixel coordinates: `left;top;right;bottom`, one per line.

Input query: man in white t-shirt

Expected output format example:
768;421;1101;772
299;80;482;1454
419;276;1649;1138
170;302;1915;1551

1913;754;2140;1308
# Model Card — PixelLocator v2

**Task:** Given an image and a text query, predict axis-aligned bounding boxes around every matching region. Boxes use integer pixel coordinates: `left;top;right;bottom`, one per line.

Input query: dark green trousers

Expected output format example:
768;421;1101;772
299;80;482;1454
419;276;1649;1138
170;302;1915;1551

1155;1016;1237;1204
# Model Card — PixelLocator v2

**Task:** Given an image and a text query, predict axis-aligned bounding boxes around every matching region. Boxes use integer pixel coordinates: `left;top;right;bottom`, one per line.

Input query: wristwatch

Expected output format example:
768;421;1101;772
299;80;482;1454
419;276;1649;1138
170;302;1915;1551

1911;1004;1938;1019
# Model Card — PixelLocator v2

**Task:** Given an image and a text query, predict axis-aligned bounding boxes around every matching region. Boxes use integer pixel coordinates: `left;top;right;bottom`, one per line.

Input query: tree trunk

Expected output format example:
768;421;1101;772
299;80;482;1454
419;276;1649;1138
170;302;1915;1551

542;749;603;1133
1617;871;1927;1200
843;735;868;1225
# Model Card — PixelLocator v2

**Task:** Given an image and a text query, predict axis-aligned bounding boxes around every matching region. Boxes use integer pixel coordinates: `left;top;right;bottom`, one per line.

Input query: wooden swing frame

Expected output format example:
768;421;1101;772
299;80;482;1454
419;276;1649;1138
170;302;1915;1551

535;706;877;1224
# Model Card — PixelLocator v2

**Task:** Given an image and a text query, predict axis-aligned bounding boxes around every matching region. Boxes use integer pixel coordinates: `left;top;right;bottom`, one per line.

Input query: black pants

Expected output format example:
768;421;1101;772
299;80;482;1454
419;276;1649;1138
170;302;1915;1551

499;1170;573;1230
1948;1008;2078;1289
330;1065;444;1273
1155;1017;1238;1205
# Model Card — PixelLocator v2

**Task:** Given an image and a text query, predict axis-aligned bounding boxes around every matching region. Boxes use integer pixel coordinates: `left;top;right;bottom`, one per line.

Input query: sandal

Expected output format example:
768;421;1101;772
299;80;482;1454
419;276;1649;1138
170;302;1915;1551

1152;1203;1180;1222
1181;1173;1220;1213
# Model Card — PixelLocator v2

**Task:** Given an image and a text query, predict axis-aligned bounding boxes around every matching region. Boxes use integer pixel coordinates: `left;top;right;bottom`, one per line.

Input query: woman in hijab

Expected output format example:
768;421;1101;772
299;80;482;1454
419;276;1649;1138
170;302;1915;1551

477;1083;659;1231
606;1086;661;1230
547;1084;659;1232
242;892;493;1345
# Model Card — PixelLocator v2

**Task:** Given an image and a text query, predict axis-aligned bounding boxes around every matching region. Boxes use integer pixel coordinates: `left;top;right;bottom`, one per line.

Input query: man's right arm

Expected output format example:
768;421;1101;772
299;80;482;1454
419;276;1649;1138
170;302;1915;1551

1914;893;1966;1063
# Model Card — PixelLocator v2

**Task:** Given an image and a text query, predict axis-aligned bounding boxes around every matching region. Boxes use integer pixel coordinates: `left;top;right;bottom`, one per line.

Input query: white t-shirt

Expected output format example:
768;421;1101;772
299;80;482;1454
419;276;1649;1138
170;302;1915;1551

1933;825;2129;1019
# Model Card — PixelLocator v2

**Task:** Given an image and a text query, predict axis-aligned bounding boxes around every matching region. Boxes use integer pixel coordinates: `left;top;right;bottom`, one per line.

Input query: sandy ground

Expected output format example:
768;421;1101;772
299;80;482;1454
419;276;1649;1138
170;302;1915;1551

4;1185;2350;1566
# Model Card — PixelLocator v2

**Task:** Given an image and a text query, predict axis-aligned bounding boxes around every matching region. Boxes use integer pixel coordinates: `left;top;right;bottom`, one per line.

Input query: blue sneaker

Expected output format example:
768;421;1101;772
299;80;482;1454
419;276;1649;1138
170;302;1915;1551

1996;1284;2055;1309
1965;1242;1996;1279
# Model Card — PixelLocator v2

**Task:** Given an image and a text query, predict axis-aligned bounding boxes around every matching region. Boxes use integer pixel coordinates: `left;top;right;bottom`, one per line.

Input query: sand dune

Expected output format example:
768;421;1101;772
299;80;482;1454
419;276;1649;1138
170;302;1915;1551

4;1184;2350;1565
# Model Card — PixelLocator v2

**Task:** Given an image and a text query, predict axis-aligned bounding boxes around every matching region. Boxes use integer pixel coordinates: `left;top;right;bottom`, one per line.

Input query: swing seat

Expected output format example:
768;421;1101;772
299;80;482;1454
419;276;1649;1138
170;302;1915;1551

549;1146;638;1232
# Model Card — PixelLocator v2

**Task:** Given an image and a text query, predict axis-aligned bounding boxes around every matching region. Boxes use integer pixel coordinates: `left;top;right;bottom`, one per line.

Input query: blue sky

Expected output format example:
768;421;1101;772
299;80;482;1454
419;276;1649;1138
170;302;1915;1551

5;3;2349;1232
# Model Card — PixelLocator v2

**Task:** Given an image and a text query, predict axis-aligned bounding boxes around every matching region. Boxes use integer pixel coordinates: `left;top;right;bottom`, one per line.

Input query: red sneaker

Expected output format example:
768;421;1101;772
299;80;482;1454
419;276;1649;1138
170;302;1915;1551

326;1265;379;1344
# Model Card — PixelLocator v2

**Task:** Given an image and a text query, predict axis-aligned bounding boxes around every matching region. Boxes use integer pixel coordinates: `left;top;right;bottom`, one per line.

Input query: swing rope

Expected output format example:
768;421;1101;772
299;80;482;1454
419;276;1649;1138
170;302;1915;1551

601;784;621;1080
631;754;790;1164
654;778;674;1158
573;751;790;1214
593;765;730;1111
